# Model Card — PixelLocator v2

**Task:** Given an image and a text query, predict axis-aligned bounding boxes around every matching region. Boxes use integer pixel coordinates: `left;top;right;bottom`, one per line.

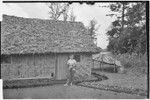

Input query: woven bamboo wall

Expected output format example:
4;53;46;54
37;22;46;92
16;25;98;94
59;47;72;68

1;53;93;80
1;54;56;80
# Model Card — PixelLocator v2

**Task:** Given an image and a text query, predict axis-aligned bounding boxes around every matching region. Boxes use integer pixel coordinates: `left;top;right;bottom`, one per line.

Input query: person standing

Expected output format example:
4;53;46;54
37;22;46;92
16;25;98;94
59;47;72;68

64;55;77;86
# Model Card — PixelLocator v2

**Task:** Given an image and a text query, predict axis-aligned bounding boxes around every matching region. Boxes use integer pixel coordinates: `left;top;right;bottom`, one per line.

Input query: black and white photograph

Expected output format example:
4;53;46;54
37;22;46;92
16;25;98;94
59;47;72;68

1;1;149;99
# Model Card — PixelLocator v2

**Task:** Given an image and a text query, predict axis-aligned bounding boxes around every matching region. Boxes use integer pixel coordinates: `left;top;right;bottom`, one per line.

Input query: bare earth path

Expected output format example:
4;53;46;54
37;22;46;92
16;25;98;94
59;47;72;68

3;84;145;99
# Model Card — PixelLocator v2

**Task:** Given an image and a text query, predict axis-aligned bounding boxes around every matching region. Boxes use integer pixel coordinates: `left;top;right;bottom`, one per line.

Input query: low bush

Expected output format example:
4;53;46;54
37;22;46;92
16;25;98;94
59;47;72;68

115;53;147;75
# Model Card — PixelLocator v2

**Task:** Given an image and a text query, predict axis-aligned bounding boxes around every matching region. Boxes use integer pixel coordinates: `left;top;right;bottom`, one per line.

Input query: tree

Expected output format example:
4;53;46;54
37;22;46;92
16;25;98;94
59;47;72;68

126;2;146;54
47;3;69;21
106;2;146;55
62;7;69;21
106;2;130;36
87;19;100;45
69;10;76;22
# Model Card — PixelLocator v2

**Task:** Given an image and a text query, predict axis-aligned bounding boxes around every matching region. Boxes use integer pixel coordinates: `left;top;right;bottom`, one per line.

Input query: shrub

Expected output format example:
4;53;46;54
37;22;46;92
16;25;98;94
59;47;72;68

115;53;147;75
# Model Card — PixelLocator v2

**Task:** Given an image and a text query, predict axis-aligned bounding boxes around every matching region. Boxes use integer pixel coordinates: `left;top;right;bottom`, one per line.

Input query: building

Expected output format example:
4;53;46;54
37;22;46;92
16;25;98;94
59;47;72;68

1;15;100;80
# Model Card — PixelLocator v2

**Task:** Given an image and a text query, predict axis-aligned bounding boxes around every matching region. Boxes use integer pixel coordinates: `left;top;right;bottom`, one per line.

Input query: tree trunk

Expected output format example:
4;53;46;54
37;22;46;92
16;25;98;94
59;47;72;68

122;3;125;34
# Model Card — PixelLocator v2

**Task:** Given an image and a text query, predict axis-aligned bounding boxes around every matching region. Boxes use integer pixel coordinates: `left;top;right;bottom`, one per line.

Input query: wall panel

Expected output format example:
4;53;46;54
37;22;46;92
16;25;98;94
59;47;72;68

1;54;56;80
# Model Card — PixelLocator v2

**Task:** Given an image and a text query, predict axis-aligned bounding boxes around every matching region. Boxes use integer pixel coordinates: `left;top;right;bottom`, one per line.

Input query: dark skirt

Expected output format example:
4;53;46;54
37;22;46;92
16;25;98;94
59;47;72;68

66;68;75;84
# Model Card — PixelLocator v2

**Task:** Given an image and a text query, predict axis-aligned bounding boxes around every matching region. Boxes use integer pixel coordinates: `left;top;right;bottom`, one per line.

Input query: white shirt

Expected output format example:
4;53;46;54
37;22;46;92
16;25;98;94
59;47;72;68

67;59;77;69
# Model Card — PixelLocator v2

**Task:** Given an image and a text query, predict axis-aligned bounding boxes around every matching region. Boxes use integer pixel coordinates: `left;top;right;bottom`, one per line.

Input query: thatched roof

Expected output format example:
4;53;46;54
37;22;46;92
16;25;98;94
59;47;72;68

1;15;100;55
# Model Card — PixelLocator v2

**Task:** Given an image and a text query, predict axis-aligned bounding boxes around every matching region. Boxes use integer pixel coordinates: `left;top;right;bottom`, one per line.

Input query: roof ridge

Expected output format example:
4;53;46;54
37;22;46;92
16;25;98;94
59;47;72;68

2;14;84;25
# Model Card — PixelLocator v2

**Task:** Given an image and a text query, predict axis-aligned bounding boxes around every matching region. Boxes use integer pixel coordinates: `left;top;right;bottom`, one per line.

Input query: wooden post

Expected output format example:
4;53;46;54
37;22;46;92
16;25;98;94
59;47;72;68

101;55;103;71
92;59;94;69
55;53;58;80
99;61;101;71
101;61;103;72
114;64;116;73
114;61;116;73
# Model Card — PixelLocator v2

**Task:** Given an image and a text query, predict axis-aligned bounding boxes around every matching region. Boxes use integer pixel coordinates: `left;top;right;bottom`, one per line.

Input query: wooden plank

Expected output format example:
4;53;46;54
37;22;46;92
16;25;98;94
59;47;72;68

55;53;57;79
56;54;68;80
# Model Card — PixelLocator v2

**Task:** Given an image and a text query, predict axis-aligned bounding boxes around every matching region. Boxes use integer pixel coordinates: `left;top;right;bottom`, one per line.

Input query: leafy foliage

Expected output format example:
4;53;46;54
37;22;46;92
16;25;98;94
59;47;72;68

106;2;146;55
87;19;100;45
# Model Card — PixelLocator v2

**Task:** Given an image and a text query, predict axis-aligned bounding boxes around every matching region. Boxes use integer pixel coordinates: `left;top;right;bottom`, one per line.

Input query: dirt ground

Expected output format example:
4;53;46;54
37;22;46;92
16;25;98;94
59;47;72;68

3;84;146;99
3;65;148;99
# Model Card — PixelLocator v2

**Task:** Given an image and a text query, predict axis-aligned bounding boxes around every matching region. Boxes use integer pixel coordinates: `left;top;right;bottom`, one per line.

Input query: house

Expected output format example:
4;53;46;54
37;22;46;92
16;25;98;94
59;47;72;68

1;15;100;80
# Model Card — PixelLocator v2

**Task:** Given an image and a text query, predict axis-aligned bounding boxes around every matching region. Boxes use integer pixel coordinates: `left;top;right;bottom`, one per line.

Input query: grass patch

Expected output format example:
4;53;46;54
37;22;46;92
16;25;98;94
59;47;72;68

77;81;147;97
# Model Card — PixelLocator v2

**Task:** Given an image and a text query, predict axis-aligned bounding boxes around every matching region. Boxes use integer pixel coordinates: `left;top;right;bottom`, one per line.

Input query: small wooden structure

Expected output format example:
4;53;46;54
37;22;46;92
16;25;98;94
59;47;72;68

1;15;100;80
92;52;123;72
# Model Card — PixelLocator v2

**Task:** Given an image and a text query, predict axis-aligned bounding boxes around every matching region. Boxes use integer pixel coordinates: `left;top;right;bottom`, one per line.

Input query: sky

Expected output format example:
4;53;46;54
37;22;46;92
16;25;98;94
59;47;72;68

1;2;116;49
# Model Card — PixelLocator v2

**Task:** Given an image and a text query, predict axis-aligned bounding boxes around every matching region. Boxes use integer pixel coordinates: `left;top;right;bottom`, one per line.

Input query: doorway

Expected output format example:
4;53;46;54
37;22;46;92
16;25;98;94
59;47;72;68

56;54;68;80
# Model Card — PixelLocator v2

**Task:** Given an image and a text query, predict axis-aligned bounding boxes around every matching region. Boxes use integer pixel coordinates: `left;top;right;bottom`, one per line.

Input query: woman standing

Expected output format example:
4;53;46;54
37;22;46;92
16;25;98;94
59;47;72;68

64;55;77;86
